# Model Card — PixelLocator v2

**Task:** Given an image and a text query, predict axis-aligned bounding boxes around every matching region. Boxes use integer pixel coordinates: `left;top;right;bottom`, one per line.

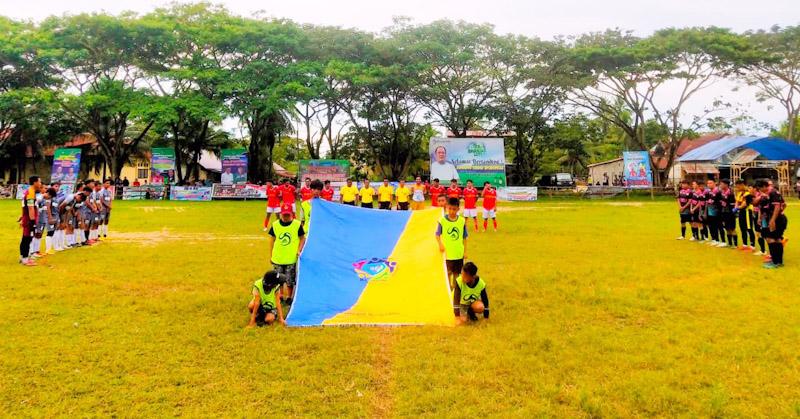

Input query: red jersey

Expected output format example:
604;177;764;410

300;186;313;201
463;187;478;209
482;187;497;210
321;187;334;201
266;185;281;207
281;184;296;204
429;185;445;205
446;186;462;199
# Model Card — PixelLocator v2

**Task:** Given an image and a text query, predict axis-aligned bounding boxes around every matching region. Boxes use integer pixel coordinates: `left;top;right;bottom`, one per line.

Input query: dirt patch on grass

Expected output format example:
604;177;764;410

109;228;265;246
368;329;395;418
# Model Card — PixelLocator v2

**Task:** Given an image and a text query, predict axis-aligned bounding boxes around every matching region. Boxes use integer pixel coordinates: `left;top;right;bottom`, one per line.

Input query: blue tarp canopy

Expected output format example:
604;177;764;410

679;136;800;162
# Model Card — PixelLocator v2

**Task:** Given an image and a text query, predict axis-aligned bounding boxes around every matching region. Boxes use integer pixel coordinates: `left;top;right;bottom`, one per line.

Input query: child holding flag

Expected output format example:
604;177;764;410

453;262;490;324
436;197;469;289
247;270;286;327
268;203;306;305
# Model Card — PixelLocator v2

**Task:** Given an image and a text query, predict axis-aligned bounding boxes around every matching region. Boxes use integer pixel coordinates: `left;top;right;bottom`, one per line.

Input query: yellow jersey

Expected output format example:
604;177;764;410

340;185;358;202
359;187;375;203
395;186;411;203
378;185;394;202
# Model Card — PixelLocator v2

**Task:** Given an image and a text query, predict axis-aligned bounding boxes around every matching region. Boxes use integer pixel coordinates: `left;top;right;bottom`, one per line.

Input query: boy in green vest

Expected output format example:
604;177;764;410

269;203;306;305
436;197;469;289
453;262;489;324
300;179;323;231
247;270;286;327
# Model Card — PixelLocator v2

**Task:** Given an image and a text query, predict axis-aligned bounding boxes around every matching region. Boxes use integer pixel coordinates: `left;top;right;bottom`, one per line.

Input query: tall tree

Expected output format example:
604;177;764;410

393;19;498;137
743;25;800;143
42;13;158;179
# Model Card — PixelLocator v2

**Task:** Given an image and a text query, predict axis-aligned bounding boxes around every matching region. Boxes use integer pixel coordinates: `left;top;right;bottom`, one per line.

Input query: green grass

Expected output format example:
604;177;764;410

2;198;799;417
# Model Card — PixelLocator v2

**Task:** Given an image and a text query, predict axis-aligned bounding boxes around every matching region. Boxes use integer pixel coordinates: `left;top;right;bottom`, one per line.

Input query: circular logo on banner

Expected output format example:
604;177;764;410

352;258;397;281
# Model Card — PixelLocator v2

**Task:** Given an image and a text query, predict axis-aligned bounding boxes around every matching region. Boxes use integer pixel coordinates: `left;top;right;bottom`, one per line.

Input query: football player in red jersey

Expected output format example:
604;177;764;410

321;180;335;201
263;180;282;231
280;179;297;214
462;180;480;231
446;179;461;200
300;177;314;202
429;178;446;207
481;181;498;232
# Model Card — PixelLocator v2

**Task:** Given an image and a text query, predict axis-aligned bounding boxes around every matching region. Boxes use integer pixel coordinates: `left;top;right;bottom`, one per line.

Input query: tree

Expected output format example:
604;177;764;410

42;13;158;179
486;35;569;185
394;19;498;137
743;25;800;143
568;28;750;185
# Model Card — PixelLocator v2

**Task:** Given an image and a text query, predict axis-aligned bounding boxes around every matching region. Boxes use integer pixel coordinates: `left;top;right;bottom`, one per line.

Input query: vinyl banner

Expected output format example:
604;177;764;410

221;149;248;184
429;137;506;187
299;160;350;183
170;186;213;201
497;186;538;201
50;148;81;183
150;148;176;184
622;151;653;189
212;183;268;199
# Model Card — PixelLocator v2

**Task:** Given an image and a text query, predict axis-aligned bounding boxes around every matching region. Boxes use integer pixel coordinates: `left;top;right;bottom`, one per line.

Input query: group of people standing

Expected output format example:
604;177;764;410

676;178;789;269
18;176;114;266
248;176;498;327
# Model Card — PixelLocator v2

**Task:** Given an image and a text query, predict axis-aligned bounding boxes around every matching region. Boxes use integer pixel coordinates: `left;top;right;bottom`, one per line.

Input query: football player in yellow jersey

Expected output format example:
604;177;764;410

395;179;411;210
339;178;358;206
377;178;394;210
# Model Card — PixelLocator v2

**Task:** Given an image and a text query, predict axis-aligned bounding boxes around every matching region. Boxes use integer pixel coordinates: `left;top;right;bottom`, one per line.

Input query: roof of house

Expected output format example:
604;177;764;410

587;157;623;168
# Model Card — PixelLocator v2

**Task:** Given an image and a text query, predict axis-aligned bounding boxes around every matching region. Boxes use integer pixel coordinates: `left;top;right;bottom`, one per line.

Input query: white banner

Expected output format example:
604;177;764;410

497;186;538;201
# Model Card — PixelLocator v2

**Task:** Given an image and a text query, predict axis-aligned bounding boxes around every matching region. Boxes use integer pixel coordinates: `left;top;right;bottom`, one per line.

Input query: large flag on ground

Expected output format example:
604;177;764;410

286;200;453;327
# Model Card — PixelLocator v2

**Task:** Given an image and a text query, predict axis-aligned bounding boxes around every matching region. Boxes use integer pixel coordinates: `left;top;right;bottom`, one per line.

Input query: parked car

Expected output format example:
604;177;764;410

554;172;575;187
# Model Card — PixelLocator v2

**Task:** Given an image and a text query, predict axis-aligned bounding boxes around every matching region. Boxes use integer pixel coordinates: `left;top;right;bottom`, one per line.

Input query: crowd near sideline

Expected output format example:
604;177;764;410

17;176;114;267
250;177;497;327
676;178;789;269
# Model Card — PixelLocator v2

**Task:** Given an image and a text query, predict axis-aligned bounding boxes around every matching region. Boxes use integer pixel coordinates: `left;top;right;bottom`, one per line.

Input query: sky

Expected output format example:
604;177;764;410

3;0;800;135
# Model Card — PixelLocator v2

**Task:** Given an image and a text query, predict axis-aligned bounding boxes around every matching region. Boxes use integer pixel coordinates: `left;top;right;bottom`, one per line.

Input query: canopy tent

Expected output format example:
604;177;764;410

678;136;799;195
678;136;800;162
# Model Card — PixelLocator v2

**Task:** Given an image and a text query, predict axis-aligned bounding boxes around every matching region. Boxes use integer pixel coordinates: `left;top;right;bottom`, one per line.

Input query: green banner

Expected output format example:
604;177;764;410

151;148;176;184
299;160;351;183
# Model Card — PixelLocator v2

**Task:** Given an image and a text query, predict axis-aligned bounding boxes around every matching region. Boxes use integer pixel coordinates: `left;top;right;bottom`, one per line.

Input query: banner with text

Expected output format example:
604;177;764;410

429;137;506;187
122;185;166;200
0;184;14;199
622;151;653;189
171;186;213;201
50;148;81;183
497;186;538;201
299;160;350;183
150;148;176;185
221;149;248;184
212;183;268;199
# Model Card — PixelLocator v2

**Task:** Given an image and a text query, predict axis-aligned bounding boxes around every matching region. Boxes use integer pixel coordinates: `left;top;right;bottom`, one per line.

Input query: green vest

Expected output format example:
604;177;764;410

456;275;486;305
301;200;312;229
271;219;302;265
253;278;278;310
439;215;466;260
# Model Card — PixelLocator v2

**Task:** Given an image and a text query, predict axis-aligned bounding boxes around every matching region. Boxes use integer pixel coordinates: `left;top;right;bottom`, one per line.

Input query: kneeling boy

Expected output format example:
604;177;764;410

453;262;490;324
247;270;286;327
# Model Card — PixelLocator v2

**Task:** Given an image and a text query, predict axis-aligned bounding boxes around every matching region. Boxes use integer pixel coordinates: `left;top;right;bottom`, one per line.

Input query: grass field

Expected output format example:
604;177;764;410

2;197;799;417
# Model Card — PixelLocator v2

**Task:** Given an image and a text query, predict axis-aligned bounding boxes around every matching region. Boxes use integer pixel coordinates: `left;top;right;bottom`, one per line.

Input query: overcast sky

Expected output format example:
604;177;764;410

4;0;800;135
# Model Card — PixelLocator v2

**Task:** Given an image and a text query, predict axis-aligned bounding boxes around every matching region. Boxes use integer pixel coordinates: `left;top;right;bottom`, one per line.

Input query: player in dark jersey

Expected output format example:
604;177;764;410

734;180;756;251
705;180;723;246
756;179;788;268
676;180;692;240
690;181;706;241
718;179;737;248
19;176;42;266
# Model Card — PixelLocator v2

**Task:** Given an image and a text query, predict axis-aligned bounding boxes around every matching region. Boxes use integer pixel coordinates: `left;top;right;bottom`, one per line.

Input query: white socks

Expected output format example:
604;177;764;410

45;236;52;252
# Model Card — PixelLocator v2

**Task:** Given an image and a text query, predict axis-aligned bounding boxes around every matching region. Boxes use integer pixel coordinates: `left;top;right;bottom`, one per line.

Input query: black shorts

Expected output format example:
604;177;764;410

722;213;736;230
763;215;788;240
680;213;691;223
445;259;464;276
398;202;409;211
379;201;391;210
343;201;355;206
690;212;700;223
361;202;373;209
104;210;111;223
272;263;297;286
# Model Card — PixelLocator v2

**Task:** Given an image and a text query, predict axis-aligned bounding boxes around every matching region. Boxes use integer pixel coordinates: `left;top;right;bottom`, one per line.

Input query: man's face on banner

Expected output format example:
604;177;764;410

435;146;446;163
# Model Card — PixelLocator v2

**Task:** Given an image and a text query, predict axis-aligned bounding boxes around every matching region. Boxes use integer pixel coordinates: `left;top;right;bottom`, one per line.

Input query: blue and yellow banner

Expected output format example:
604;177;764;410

286;200;453;327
